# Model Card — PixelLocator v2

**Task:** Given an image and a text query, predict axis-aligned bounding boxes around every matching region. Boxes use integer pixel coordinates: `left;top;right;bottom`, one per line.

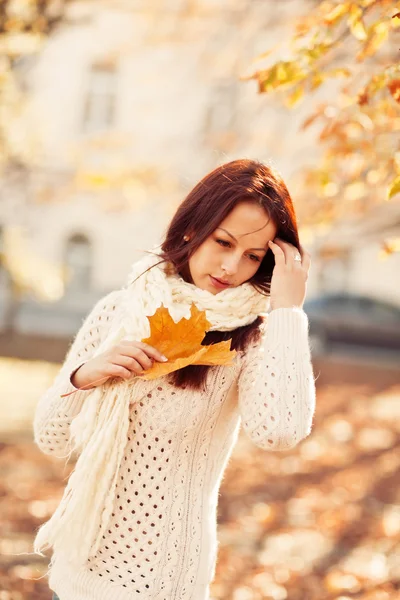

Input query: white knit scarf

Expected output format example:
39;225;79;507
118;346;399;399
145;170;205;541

33;251;269;568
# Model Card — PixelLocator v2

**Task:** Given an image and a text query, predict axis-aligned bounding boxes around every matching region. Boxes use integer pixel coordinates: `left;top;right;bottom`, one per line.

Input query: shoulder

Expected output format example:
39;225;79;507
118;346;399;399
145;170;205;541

91;288;125;311
85;288;127;324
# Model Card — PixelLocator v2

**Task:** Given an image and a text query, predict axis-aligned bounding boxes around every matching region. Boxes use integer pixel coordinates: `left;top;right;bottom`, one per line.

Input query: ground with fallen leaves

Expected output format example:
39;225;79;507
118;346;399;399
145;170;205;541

0;356;399;600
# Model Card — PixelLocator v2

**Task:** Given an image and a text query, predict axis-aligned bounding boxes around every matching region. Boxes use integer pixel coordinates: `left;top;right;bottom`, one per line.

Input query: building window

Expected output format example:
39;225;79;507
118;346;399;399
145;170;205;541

82;63;117;133
65;233;92;292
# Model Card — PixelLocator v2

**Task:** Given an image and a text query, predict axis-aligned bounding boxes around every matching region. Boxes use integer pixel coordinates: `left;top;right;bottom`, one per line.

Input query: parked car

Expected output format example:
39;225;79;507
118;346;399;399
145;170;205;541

303;293;400;355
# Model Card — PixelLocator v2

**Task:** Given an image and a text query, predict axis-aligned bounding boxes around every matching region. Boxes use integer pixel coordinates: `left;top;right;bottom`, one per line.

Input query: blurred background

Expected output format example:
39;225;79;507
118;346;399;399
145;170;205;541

0;0;399;598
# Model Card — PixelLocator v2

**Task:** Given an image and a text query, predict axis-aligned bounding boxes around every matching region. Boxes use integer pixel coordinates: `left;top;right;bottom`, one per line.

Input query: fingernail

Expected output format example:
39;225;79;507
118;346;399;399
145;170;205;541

161;355;168;362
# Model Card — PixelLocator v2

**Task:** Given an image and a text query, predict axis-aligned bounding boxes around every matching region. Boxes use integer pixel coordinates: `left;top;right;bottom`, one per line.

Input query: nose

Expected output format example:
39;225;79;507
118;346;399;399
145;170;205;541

221;253;240;276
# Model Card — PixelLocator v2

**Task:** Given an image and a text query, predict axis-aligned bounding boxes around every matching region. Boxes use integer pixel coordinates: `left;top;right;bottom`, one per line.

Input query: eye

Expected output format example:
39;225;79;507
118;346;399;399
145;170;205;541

248;254;261;263
216;238;231;248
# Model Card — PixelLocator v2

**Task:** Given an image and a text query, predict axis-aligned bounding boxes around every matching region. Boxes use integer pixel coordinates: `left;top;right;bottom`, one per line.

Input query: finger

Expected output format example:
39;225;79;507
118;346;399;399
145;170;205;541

273;237;295;249
115;354;146;373
120;340;168;362
105;364;132;380
292;248;303;268
118;351;153;371
268;240;286;266
274;238;302;267
271;238;295;265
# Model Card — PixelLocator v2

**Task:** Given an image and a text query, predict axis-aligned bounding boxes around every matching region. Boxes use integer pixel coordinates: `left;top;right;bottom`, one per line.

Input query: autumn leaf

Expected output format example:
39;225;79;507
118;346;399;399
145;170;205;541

139;304;236;380
388;175;400;199
285;85;304;107
388;79;400;104
356;22;389;62
303;42;332;62
301;109;323;131
357;89;369;106
380;237;400;257
323;2;350;27
348;5;367;41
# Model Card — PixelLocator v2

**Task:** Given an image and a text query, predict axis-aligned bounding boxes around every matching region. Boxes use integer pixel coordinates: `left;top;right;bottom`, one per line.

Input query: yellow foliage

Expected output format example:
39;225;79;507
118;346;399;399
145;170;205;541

348;5;368;41
324;2;350;26
304;42;332;62
388;175;400;199
310;73;325;91
356;21;389;61
380;237;400;257
258;61;306;93
251;0;399;226
285;85;304;107
391;12;400;28
326;68;352;78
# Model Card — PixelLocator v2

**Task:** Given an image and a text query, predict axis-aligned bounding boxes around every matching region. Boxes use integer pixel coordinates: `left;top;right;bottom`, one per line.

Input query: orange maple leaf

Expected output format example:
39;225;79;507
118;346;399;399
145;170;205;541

139;303;237;380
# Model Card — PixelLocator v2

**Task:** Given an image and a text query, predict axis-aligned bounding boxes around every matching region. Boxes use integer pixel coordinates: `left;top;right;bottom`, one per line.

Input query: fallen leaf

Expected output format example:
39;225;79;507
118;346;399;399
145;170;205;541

140;303;236;380
357;89;369;105
388;79;400;104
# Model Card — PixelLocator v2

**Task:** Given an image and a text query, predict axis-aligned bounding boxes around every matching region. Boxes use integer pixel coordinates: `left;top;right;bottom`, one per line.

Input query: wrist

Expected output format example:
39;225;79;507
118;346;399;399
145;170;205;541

70;363;92;390
270;303;304;311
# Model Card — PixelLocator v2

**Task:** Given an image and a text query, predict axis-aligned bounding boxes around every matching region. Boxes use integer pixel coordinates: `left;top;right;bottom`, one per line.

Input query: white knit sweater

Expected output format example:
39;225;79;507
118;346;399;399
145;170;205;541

33;290;316;600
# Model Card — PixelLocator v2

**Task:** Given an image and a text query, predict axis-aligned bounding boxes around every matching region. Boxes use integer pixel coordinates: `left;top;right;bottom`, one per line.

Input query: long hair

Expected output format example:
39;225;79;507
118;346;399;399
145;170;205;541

142;159;300;390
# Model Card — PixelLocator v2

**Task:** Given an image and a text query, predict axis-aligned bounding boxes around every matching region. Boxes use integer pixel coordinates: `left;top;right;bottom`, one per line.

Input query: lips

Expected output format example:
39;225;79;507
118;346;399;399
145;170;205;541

210;275;231;288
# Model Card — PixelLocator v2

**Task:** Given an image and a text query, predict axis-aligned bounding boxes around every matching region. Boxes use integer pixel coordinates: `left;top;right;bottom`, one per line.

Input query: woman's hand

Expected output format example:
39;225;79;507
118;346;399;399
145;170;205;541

268;238;311;311
71;341;168;390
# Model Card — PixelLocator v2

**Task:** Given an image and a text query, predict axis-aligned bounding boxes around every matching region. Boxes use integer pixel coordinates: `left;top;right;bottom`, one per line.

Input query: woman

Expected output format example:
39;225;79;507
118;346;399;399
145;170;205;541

33;159;316;600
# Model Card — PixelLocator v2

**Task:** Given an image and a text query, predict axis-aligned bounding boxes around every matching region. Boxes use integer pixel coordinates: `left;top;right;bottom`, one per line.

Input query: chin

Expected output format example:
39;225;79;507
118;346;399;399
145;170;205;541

196;277;218;294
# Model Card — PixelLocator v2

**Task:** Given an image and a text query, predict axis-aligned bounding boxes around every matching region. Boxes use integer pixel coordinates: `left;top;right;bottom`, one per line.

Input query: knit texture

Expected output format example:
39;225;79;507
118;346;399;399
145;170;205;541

33;252;271;566
33;290;316;600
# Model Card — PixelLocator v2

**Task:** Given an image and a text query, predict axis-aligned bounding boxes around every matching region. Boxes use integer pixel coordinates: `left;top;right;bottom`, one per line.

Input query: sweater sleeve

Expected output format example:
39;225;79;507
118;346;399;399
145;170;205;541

33;289;123;458
237;307;316;451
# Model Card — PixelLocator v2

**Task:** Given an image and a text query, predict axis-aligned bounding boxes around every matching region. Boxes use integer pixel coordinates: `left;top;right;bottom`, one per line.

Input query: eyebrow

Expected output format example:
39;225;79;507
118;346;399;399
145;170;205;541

216;227;268;252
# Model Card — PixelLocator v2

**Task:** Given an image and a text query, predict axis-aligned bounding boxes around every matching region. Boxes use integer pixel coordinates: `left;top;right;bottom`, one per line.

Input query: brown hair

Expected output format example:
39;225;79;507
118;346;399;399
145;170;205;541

140;159;300;391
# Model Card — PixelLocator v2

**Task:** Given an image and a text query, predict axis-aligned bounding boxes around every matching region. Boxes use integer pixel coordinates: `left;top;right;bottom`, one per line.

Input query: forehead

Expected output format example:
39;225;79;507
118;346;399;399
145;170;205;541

218;202;276;240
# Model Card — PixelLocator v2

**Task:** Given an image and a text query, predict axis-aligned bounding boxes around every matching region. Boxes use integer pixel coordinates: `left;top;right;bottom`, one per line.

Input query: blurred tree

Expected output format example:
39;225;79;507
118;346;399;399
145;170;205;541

0;0;67;36
246;0;400;238
0;1;69;324
0;0;69;164
0;1;174;312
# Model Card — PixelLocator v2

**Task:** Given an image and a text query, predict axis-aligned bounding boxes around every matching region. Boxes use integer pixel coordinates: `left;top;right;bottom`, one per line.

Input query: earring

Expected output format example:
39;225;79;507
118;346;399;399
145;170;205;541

183;235;190;242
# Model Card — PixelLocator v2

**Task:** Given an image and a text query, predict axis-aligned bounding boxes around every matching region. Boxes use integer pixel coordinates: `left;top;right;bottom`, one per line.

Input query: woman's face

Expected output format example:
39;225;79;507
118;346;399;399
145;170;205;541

187;201;277;294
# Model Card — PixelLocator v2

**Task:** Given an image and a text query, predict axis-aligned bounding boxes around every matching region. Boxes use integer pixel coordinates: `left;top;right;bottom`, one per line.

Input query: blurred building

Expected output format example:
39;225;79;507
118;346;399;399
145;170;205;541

0;0;398;360
0;0;318;358
308;200;400;307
